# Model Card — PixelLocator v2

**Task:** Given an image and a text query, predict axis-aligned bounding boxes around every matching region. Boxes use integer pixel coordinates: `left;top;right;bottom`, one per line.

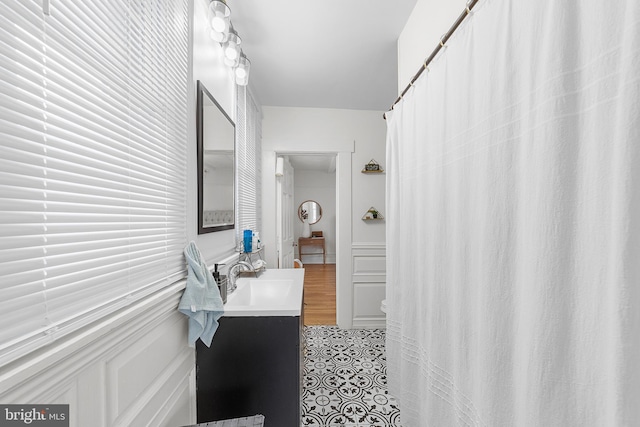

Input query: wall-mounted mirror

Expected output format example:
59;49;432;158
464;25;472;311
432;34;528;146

197;80;235;234
298;200;322;224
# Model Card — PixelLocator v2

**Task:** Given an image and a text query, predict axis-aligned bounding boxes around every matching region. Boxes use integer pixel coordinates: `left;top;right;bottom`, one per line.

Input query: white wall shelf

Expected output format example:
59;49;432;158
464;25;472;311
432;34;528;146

362;207;384;221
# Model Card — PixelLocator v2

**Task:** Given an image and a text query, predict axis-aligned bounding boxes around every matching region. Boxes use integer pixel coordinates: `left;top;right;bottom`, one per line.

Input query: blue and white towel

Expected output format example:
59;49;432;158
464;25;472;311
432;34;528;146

178;241;224;347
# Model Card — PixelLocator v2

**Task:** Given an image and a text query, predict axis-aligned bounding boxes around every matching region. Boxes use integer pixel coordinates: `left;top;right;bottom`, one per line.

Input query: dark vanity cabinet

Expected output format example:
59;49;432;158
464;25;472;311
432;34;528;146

196;315;303;426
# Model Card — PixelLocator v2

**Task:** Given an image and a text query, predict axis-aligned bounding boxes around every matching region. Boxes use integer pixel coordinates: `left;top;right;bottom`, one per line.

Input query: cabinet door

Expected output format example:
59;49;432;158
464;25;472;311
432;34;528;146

196;316;300;426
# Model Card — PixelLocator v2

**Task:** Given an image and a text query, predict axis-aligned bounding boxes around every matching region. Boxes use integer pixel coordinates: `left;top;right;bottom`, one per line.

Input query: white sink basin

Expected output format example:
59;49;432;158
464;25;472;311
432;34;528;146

224;268;304;317
230;280;294;306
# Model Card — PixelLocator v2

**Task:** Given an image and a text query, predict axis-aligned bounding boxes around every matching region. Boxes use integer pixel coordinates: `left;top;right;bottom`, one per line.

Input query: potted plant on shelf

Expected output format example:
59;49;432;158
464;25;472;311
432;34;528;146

368;208;379;219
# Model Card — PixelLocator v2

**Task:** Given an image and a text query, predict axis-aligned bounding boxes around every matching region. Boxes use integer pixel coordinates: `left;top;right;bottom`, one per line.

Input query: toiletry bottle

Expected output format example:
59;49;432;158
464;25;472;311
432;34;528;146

243;229;252;253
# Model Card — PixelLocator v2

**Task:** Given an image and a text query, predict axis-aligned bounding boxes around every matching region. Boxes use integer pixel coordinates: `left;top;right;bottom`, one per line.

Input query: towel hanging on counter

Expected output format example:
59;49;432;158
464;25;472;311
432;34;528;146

178;241;224;347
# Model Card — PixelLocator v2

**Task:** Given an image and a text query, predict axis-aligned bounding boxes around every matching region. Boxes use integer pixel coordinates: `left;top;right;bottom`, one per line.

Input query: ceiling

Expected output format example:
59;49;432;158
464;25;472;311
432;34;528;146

288;154;336;173
227;0;418;111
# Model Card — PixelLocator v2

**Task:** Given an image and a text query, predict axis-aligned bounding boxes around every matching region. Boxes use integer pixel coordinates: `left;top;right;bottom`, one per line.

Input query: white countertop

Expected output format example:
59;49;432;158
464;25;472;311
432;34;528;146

223;268;305;317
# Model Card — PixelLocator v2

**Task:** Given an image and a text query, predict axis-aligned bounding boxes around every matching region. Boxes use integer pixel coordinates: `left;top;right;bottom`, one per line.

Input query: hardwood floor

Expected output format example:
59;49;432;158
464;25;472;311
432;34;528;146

302;263;336;325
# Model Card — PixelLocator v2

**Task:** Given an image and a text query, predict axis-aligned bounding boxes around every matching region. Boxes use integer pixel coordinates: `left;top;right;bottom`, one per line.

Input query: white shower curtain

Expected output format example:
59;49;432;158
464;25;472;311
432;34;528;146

385;1;640;426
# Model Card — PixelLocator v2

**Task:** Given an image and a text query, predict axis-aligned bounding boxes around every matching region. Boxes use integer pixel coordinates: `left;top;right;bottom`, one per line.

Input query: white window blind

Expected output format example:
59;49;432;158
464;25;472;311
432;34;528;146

236;86;262;241
0;0;188;366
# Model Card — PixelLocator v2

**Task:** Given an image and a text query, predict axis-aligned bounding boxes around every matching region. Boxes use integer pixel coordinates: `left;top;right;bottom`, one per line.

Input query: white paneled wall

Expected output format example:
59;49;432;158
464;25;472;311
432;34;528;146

352;244;386;328
0;286;195;427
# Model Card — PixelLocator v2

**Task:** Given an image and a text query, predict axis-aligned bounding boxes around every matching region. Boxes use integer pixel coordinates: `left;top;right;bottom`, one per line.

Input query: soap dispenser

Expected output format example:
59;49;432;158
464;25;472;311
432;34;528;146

212;263;227;304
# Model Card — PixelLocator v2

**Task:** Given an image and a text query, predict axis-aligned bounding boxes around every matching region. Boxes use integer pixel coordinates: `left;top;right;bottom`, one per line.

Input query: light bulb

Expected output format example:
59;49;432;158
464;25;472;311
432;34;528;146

235;55;250;80
209;28;227;43
208;1;230;36
224;55;239;68
223;31;241;61
235;55;250;86
211;15;227;33
225;46;239;60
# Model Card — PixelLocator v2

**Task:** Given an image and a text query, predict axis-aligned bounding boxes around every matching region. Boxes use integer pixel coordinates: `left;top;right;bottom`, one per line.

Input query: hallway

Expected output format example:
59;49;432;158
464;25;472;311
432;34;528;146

303;264;337;326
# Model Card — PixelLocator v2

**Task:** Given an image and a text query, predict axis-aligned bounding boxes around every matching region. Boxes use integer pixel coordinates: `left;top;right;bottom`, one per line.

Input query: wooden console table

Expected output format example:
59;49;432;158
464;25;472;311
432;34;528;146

298;237;326;264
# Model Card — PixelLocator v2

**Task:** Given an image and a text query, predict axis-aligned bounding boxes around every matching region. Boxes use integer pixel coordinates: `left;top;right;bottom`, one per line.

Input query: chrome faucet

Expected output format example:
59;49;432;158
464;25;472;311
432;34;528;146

227;260;253;293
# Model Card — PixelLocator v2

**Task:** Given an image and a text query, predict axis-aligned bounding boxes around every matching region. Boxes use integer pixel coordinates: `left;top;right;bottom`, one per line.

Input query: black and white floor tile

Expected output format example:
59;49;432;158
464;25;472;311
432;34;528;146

302;326;402;427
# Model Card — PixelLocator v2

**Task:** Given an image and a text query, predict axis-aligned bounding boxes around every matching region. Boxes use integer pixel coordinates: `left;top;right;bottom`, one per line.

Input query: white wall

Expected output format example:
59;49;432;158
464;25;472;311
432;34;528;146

262;107;387;249
261;106;387;328
398;0;465;91
294;169;336;263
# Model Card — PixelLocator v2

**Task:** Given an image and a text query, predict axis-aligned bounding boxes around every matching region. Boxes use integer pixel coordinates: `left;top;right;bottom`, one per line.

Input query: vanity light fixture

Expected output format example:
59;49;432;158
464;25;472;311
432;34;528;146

207;0;251;86
223;28;242;67
235;53;250;86
210;26;229;43
208;0;231;41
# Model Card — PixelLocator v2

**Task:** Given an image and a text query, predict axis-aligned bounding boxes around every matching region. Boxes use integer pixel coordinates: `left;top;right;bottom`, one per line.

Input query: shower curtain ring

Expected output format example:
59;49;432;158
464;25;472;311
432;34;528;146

439;34;447;48
465;0;473;14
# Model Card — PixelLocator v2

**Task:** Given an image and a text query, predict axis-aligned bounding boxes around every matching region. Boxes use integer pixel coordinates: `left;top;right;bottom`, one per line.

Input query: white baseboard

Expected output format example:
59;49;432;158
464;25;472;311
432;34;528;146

352;317;387;329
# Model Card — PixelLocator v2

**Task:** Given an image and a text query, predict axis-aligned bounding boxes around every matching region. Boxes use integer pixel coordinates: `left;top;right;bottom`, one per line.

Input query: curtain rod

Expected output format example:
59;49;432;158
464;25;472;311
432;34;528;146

384;0;480;119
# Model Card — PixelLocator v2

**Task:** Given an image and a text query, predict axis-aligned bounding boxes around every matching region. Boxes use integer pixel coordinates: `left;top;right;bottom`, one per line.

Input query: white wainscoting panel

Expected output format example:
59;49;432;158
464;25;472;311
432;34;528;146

0;284;196;427
352;244;386;329
107;312;187;422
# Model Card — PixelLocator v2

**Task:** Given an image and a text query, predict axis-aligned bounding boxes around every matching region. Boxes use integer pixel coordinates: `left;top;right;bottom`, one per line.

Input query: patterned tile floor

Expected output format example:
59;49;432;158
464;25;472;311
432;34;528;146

301;326;402;427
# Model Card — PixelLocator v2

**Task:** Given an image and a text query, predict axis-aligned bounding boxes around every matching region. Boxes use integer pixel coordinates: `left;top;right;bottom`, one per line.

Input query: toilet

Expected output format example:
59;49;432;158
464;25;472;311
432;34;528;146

380;299;387;314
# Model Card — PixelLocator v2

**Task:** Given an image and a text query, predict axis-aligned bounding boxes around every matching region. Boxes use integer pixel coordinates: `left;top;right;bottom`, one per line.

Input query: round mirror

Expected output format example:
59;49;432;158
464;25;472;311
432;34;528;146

298;200;322;224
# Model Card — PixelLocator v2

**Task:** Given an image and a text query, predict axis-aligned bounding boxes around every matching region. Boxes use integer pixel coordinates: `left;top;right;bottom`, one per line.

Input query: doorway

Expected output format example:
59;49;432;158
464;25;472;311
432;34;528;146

278;154;337;325
263;144;353;329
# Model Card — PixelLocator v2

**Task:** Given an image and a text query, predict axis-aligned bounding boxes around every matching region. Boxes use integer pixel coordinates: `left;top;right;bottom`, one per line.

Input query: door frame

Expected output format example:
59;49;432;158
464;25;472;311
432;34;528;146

276;156;295;268
262;146;353;329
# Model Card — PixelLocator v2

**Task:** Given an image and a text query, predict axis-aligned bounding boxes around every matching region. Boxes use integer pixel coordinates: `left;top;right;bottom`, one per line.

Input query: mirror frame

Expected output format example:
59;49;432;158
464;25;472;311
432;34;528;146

298;200;323;225
197;80;235;234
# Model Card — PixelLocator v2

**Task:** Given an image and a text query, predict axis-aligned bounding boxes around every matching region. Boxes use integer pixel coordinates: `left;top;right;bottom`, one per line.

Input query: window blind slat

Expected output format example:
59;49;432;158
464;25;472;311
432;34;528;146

236;86;261;239
0;0;189;367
